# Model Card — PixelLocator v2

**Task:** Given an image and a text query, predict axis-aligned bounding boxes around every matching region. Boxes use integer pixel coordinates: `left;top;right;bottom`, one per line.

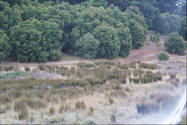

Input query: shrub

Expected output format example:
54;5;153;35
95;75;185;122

25;66;30;72
93;23;120;59
14;99;27;112
139;63;159;69
151;33;160;43
77;62;94;68
0;105;7;114
109;97;114;104
164;32;185;55
26;100;46;110
59;105;65;113
18;108;28;120
88;106;94;115
129;20;146;49
119;64;129;69
75;33;99;59
75;101;86;110
0;95;11;105
49;49;63;61
158;52;169;61
0;30;11;61
49;107;55;115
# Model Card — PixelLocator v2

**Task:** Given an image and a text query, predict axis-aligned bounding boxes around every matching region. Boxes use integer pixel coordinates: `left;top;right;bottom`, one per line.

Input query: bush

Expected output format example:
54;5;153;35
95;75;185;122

75;33;99;59
109;97;114;104
26;99;46;110
129;21;146;49
158;52;169;61
139;63;159;69
14;99;27;112
151;33;160;45
75;101;86;110
49;49;63;61
49;107;55;115
18;108;28;120
0;30;11;61
93;23;120;59
164;32;185;55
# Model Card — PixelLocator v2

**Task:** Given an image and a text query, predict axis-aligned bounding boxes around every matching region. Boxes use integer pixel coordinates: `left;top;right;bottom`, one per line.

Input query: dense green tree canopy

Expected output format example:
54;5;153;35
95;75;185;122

75;33;99;59
93;23;120;59
10;19;63;62
153;13;181;34
129;20;146;49
0;30;11;61
0;0;185;62
179;16;187;40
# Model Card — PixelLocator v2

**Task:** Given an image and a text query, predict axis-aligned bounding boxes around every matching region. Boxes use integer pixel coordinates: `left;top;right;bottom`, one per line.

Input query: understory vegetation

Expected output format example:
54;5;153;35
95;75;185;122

158;52;169;61
0;61;163;122
0;0;186;62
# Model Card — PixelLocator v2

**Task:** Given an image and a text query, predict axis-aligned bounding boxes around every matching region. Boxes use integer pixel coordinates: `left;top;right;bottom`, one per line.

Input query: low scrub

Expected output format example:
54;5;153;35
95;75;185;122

0;65;17;71
26;99;46;110
151;33;160;45
158;52;169;61
131;71;162;84
0;95;12;105
0;72;28;79
77;63;94;68
139;63;159;69
49;107;55;115
14;99;27;112
75;101;86;110
18;108;28;120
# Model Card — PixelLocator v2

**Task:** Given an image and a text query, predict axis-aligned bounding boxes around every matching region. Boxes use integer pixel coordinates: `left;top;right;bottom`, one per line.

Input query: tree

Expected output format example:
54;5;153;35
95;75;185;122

129;20;146;49
10;19;64;62
75;33;99;59
180;16;187;40
10;20;43;62
83;0;108;8
0;30;11;61
153;13;181;34
118;27;132;57
49;49;63;61
164;32;185;55
155;0;178;14
93;23;120;59
125;6;147;30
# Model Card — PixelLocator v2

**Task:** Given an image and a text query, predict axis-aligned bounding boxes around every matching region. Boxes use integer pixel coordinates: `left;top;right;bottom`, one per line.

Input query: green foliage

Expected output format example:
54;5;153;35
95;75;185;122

10;19;63;62
0;30;11;61
155;0;178;14
75;33;99;59
129;20;146;49
49;107;55;115
93;23;120;59
83;0;108;8
158;52;169;61
49;50;63;61
139;63;159;69
75;101;86;110
179;16;187;40
125;6;147;49
164;33;185;55
151;33;160;43
0;0;184;62
0;72;28;79
18;108;28;120
153;13;181;34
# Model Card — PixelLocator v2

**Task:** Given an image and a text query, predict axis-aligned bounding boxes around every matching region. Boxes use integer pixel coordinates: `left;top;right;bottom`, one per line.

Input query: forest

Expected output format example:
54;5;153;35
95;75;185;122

0;0;186;62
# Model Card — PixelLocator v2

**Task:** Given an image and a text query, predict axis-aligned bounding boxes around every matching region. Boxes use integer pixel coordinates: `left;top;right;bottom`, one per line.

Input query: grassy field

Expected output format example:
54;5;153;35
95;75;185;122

0;61;181;124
